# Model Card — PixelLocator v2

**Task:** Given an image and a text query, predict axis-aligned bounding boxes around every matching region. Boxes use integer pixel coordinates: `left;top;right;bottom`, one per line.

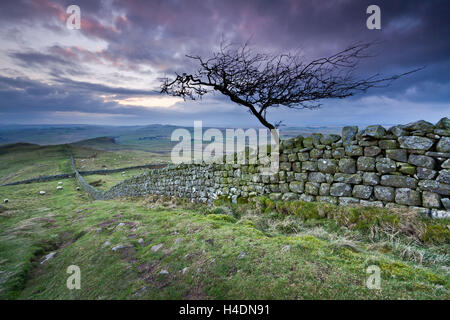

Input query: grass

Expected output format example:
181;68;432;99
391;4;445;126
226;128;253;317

0;144;72;185
0;143;165;186
70;145;169;171
82;169;149;191
251;197;450;246
0;180;448;299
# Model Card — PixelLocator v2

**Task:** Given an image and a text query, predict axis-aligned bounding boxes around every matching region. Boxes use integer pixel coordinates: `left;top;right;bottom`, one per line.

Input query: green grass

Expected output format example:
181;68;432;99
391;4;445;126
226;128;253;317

82;169;149;191
70;145;169;171
0;181;448;299
0;144;72;185
251;197;450;246
0;142;164;186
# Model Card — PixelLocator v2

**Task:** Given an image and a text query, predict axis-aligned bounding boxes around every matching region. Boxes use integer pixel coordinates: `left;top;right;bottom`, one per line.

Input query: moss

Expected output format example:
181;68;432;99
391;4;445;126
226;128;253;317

421;224;450;245
263;197;275;210
399;164;416;175
251;196;449;248
332;207;400;232
206;214;237;223
236;196;248;204
213;196;232;206
290;201;321;220
236;219;257;229
293;235;325;249
210;207;228;215
302;136;314;148
379;212;400;226
379;261;414;280
421;270;447;285
379;261;446;285
275;218;302;234
255;197;276;215
275;202;290;215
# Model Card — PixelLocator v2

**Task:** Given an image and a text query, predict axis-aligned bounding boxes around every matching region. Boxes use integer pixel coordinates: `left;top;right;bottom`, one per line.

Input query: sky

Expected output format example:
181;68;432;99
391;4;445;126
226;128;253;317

0;0;449;128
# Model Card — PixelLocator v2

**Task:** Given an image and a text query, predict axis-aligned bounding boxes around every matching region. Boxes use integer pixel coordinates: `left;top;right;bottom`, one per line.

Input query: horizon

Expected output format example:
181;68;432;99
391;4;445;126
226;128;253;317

0;121;422;129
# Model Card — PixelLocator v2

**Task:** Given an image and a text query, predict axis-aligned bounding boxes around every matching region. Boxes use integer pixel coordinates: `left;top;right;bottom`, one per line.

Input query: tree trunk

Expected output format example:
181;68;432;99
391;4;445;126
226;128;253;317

247;106;279;144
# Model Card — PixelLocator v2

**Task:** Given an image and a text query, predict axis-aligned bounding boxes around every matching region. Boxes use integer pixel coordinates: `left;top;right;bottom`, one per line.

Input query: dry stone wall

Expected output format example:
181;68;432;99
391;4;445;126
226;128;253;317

105;118;450;218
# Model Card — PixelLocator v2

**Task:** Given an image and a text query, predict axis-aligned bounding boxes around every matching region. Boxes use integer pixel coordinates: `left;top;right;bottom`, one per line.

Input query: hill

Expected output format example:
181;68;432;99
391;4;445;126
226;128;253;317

0;179;448;299
0;123;343;149
0;140;168;186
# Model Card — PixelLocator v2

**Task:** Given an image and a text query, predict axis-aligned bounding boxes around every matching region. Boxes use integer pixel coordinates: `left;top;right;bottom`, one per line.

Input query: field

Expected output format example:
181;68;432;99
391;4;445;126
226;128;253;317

83;169;149;190
0;139;169;187
0;124;344;180
0;144;72;185
71;144;169;171
0;143;448;300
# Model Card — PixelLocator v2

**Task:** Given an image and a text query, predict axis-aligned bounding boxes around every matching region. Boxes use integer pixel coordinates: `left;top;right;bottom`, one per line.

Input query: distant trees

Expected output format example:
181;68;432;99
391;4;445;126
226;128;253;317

161;41;418;133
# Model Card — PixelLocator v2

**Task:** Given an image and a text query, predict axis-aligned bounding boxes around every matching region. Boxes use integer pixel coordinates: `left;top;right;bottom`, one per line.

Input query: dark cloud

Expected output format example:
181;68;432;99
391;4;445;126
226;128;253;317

51;76;159;96
0;0;449;125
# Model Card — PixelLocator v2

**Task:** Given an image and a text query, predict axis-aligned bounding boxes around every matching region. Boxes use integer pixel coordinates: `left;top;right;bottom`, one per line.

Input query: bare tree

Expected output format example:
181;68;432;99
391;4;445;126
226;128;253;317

161;41;419;132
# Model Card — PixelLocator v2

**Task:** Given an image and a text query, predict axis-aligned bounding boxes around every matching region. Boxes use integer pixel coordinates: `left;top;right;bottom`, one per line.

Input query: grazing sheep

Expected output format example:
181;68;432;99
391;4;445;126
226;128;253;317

58;182;62;185
3;199;8;203
40;191;46;195
76;187;81;191
57;186;63;190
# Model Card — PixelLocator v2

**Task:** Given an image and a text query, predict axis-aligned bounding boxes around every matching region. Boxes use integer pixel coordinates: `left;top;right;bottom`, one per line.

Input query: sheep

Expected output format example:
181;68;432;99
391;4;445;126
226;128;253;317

57;186;63;190
3;199;8;203
58;182;63;185
40;191;46;195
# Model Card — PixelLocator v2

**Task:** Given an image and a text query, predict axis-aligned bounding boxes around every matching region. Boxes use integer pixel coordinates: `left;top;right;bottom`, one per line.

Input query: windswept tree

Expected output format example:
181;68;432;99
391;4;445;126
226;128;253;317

161;41;419;133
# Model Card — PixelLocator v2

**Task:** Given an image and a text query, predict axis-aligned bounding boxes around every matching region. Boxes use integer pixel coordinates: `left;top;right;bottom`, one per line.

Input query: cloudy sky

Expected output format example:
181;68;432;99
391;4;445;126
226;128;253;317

0;0;448;128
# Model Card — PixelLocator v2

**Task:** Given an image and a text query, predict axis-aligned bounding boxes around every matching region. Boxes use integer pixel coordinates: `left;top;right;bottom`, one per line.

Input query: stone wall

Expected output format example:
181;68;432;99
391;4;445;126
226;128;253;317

103;119;450;218
68;149;107;200
78;164;166;176
67;147;166;200
1;165;167;187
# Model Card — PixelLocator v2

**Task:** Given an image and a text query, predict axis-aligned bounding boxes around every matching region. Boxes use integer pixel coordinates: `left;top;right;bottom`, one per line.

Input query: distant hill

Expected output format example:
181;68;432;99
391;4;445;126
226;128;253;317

0;123;345;153
0;124;177;146
0;142;41;156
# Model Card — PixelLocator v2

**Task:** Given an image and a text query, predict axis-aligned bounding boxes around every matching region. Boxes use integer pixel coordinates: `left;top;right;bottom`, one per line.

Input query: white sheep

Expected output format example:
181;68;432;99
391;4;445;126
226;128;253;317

3;199;8;203
39;191;46;195
57;186;63;190
58;182;62;185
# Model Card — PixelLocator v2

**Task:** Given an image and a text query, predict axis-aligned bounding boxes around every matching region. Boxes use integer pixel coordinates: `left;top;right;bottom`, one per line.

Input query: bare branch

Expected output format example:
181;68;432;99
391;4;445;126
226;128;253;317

161;41;421;130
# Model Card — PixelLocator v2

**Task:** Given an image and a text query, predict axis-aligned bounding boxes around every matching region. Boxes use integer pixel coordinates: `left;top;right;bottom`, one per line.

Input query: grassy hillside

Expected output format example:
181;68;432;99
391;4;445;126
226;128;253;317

83;169;148;190
0;124;179;155
0;125;139;146
0;179;448;299
70;143;169;171
0;143;72;185
0;141;168;186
